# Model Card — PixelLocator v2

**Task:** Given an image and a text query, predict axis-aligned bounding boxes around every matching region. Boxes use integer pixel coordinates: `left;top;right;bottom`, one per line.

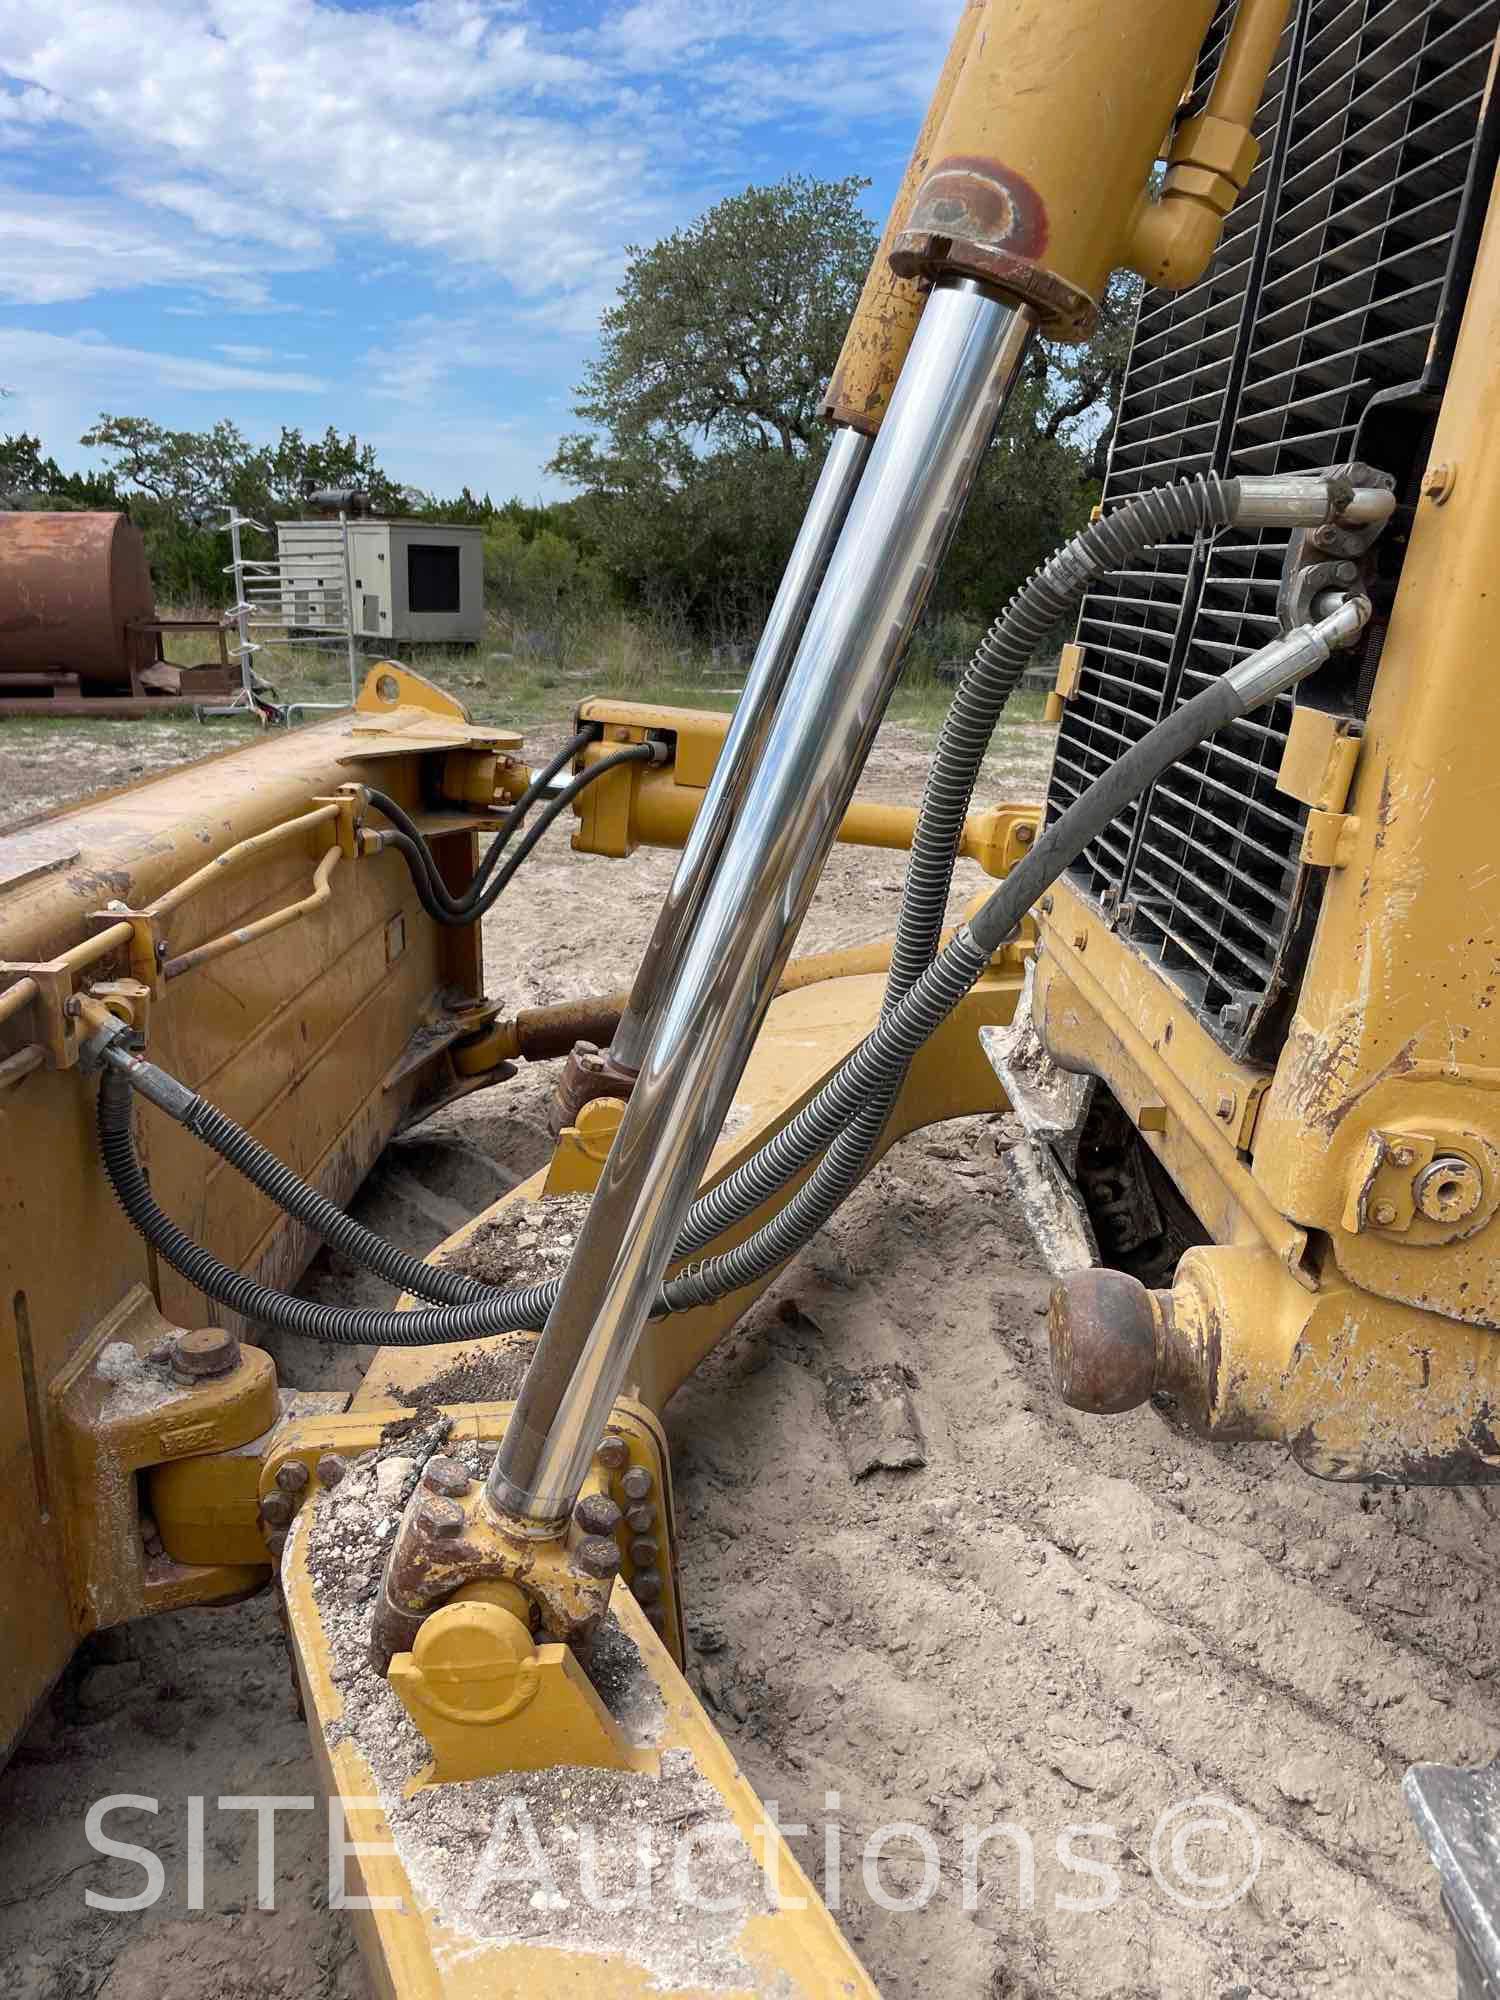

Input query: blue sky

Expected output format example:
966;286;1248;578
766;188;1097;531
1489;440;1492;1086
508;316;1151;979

0;0;961;501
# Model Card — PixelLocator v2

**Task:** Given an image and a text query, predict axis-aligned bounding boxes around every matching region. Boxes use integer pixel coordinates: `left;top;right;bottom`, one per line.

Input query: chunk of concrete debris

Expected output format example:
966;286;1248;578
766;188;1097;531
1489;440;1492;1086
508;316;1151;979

374;1456;418;1506
825;1363;928;1478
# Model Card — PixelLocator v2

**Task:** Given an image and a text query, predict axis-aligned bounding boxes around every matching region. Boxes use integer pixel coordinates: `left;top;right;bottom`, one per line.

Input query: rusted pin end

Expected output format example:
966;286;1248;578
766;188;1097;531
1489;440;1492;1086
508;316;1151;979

169;1326;240;1380
1047;1269;1166;1415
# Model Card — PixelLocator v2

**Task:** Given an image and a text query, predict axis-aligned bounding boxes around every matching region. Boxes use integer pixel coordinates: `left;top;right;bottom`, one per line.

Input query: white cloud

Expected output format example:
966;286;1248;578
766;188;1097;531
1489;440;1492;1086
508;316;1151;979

0;326;327;395
0;1;962;313
0;0;665;313
0;189;300;306
361;307;591;404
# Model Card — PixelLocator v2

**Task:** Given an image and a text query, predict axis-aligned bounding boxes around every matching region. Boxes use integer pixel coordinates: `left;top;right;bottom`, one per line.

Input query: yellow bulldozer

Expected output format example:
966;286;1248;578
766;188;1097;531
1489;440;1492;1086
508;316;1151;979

4;0;1499;1990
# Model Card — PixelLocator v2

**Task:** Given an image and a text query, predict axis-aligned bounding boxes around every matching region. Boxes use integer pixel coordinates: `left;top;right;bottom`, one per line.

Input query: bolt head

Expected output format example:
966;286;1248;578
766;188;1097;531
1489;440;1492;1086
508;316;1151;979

1371;1200;1398;1227
645;1605;667;1632
416;1497;466;1540
170;1327;240;1378
1015;823;1035;847
595;1435;630;1472
624;1503;656;1535
629;1535;659;1567
1040;894;1054;916
261;1491;294;1528
576;1535;622;1579
575;1491;623;1537
422;1456;471;1498
1072;930;1088;953
1216;1092;1236;1122
316;1455;347;1489
620;1465;653;1503
276;1460;310;1495
1423;461;1457;504
631;1567;663;1605
265;1531;287;1560
1390;1146;1415;1168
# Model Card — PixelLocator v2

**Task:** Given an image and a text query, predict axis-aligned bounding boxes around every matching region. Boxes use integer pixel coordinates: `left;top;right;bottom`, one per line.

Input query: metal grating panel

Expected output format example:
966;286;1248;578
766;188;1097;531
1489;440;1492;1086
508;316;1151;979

1047;0;1500;1054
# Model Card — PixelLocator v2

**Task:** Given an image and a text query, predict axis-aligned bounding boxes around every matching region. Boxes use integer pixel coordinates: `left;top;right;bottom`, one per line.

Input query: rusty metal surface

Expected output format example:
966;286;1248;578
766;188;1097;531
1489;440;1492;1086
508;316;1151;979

549;1039;638;1134
0;512;156;683
1047;1268;1160;1414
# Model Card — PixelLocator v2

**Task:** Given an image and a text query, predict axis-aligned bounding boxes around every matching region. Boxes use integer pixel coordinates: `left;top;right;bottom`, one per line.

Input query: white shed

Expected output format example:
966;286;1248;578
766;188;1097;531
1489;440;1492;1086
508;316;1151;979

275;519;485;647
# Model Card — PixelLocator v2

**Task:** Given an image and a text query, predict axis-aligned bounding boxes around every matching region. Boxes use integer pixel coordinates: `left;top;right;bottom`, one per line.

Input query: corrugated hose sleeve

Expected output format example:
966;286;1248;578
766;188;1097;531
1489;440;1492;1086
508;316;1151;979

671;474;1240;1272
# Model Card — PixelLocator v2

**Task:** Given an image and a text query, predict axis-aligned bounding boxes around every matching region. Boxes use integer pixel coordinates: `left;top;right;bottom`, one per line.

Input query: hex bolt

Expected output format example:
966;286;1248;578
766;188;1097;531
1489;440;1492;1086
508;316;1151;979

620;1465;653;1503
1220;1001;1249;1032
261;1491;294;1528
1334;562;1359;583
631;1567;663;1605
576;1535;622;1579
645;1605;667;1632
1215;1092;1237;1123
1040;894;1054;916
276;1460;310;1495
416;1497;465;1540
630;1535;660;1567
1390;1145;1416;1168
170;1327;240;1378
1015;823;1035;847
1072;930;1088;953
422;1456;471;1499
596;1435;630;1472
265;1530;288;1560
1423;461;1457;505
575;1491;623;1537
1372;1200;1398;1228
317;1455;347;1489
625;1503;656;1535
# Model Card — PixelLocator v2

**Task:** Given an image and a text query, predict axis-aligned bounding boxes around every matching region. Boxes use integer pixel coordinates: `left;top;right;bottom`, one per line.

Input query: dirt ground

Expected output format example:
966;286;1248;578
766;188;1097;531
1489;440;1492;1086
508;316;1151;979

1;711;1493;2000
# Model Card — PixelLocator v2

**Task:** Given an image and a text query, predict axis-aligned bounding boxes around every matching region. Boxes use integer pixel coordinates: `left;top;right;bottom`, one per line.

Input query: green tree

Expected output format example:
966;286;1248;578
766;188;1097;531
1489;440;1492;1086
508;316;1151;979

549;175;876;627
75;416;407;601
551;175;1132;636
0;431;120;508
568;173;877;462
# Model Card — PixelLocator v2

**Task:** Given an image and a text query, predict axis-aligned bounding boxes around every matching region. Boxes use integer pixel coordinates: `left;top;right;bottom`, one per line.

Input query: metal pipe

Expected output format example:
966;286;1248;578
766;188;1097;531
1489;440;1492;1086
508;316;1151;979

609;425;871;1071
488;280;1037;1534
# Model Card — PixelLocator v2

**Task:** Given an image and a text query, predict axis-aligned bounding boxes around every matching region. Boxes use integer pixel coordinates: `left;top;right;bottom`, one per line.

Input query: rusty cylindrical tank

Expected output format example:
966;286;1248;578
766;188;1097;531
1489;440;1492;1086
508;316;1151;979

0;512;156;683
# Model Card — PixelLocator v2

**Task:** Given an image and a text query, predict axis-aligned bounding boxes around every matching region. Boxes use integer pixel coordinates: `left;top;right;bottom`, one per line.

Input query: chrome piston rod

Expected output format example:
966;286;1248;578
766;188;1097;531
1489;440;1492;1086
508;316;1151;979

488;279;1038;1533
610;423;872;1072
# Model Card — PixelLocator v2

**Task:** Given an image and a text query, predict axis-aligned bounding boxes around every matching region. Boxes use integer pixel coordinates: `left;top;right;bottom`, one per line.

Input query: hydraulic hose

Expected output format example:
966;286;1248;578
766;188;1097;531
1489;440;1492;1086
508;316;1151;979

365;723;597;919
366;733;660;931
99;1043;493;1308
887;472;1238;998
672;472;1244;1263
93;595;1364;1341
658;595;1369;1309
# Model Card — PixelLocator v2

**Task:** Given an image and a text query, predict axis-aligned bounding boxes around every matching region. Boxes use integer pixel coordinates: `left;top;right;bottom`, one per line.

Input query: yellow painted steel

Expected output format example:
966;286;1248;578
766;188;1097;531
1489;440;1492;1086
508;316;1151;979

1029;144;1500;1480
1244;174;1500;1337
373;952;1023;1419
284;1527;880;2000
1126;0;1292;289
820;0;986;434
890;0;1219;337
0;678;508;1759
1155;1244;1500;1486
568;697;1040;871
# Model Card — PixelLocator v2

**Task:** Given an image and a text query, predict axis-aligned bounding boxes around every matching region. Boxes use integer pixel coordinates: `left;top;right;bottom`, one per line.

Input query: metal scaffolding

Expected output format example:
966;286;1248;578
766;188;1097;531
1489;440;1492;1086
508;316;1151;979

214;509;361;722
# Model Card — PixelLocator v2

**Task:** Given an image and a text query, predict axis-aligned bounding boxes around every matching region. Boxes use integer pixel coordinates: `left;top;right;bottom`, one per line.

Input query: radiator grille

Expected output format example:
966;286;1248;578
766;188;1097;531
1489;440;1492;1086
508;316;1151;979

1047;0;1499;1054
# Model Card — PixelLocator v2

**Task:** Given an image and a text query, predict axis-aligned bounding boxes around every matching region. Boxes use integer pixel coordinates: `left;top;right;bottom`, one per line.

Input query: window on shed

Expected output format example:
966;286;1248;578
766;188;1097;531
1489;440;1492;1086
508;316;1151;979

407;543;461;614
